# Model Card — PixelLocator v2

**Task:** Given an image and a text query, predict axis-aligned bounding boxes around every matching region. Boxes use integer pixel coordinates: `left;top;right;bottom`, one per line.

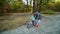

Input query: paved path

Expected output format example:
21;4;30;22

0;14;60;34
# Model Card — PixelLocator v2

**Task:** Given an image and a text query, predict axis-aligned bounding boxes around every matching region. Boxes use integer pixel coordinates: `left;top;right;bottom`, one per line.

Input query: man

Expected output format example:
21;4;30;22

35;11;42;28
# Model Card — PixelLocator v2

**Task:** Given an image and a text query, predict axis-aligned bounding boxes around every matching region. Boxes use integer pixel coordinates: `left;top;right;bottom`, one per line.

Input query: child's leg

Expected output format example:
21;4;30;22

35;20;41;28
32;21;35;26
38;20;41;25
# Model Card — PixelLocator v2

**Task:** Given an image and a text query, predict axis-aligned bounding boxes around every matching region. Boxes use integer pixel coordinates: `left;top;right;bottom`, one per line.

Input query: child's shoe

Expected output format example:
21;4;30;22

35;24;40;28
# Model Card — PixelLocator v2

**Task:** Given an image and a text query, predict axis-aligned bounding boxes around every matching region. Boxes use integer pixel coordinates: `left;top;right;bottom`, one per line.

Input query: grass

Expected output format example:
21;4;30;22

41;10;55;14
0;13;30;31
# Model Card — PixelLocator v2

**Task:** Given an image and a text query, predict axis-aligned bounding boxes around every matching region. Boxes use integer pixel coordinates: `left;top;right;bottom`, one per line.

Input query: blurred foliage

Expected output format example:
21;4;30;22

42;10;55;14
0;0;9;16
41;0;60;12
55;2;60;11
0;0;7;6
10;0;25;13
0;0;60;15
48;1;60;12
46;10;55;14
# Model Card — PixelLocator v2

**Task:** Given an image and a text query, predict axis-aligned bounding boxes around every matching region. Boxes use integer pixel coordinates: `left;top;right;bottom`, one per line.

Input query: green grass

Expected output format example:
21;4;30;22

41;10;55;14
46;10;55;14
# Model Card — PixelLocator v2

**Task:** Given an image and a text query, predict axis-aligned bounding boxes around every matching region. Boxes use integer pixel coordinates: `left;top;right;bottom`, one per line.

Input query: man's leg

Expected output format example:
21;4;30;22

35;20;41;28
38;20;41;25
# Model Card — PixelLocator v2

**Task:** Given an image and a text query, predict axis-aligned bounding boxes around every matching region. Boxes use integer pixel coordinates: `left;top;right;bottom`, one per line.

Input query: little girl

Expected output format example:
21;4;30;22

30;14;36;26
27;13;36;29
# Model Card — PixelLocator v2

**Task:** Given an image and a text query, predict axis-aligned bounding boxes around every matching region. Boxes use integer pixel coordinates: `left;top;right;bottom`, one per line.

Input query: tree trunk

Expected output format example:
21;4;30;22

39;0;42;12
33;0;35;13
46;0;49;9
33;0;37;13
26;0;29;12
30;0;32;13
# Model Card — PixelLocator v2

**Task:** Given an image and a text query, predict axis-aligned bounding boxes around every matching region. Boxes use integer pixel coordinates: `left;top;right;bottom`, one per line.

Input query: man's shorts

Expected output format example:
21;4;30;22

35;20;41;25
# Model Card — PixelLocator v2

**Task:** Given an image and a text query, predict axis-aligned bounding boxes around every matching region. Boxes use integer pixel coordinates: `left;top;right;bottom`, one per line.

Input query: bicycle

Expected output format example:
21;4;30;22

27;20;37;29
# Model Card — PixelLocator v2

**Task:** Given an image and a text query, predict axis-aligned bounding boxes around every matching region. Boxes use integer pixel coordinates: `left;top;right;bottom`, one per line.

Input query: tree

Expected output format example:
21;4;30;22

38;0;50;11
9;0;25;13
55;2;60;11
38;0;42;12
33;0;43;12
0;0;11;16
26;0;29;12
33;0;37;13
30;0;32;13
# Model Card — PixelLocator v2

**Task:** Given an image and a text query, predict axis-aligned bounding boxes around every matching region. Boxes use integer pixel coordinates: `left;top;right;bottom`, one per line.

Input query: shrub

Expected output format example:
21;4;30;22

42;10;55;14
55;2;60;11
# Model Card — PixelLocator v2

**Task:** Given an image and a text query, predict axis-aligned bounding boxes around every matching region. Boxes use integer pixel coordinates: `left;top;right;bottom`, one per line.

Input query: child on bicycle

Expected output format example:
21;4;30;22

30;13;36;26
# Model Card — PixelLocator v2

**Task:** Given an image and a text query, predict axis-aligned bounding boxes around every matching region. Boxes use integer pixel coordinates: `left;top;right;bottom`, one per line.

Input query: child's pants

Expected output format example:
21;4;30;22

35;20;41;28
35;20;41;25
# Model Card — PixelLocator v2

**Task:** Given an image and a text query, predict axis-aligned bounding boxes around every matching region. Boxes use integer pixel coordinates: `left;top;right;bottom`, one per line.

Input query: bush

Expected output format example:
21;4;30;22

42;10;55;14
46;10;55;14
0;11;5;16
55;2;60;11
